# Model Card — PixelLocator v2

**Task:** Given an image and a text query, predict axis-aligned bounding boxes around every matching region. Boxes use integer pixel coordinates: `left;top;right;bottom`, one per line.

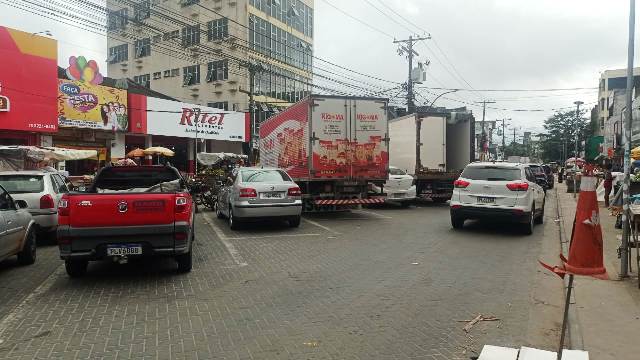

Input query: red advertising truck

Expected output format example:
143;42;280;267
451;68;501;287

259;95;389;211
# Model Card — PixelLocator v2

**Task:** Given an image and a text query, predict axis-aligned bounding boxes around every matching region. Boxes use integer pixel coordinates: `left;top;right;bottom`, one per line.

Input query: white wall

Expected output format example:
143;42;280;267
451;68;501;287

110;132;126;161
389;115;417;174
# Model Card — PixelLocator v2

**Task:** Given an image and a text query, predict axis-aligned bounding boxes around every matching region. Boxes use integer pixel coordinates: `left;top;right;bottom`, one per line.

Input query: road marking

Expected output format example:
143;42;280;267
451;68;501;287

351;210;393;219
0;265;63;340
228;233;321;240
302;217;341;234
202;213;248;267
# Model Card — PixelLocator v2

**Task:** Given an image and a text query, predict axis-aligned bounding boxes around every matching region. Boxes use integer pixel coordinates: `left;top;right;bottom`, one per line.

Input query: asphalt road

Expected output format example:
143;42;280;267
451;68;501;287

0;198;562;359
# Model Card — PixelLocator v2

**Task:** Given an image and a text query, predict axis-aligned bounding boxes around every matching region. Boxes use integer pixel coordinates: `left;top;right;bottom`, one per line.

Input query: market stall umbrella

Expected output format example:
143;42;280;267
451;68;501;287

126;148;145;158
143;147;175;157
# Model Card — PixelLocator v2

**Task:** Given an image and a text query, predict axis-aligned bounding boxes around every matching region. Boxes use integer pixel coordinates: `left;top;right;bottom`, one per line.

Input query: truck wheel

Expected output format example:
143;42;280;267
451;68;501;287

289;216;301;228
17;229;37;265
65;260;88;278
176;247;193;274
451;215;465;229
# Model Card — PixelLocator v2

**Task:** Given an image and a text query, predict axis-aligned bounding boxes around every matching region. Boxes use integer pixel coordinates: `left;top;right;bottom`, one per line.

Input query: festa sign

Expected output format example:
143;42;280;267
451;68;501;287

57;79;128;131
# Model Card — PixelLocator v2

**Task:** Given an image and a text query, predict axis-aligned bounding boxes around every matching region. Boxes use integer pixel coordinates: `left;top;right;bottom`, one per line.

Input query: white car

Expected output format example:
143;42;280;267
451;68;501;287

449;162;546;234
371;167;416;207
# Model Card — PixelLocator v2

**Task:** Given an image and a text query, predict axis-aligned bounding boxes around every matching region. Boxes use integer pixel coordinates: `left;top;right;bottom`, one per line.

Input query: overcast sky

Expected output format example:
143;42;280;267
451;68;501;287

0;0;634;140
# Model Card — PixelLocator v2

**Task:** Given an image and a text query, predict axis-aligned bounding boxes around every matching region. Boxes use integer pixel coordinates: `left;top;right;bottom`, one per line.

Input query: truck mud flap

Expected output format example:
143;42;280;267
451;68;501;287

302;197;385;212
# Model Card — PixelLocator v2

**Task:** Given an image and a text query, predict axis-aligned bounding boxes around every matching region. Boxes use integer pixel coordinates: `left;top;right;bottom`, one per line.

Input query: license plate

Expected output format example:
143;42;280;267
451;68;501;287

477;196;495;204
260;192;285;199
107;245;142;256
392;193;405;198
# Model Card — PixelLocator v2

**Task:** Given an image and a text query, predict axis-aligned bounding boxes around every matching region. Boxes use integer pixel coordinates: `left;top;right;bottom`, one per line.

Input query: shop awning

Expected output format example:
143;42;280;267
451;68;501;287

0;146;98;171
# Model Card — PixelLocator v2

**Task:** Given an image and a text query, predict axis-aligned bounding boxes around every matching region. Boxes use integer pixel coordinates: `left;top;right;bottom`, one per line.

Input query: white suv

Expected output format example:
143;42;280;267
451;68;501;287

450;162;546;235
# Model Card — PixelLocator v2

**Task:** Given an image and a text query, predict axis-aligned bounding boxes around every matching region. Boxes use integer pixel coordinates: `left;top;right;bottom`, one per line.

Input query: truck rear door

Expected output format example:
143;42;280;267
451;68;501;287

66;194;176;228
350;98;388;180
310;97;350;179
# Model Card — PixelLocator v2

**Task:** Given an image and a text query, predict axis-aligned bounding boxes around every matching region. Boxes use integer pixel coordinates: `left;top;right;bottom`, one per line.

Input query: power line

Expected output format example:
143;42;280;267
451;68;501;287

416;86;599;92
317;0;395;39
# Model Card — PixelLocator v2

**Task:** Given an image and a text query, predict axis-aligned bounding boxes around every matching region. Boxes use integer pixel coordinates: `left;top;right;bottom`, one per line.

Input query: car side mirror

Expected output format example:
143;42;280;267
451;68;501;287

15;200;28;209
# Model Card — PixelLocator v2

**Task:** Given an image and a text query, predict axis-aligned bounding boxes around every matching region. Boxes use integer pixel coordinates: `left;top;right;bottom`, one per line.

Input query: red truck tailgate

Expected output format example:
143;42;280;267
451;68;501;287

67;194;176;227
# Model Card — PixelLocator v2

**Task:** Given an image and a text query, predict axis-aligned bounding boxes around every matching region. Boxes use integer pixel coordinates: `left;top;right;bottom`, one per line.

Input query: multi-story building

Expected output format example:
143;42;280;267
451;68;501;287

106;0;313;118
598;68;640;157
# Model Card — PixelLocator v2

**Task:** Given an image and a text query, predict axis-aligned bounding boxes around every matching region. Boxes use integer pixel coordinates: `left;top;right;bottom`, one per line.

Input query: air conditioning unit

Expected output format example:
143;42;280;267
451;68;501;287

214;89;223;94
120;63;128;68
190;87;199;92
135;59;143;64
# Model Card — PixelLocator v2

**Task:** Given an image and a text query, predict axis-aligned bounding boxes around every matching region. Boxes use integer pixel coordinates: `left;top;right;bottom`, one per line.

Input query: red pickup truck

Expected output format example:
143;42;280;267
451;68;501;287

57;165;195;277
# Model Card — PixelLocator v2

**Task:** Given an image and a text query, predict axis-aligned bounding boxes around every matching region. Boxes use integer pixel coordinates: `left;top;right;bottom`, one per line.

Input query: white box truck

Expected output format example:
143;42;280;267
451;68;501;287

388;109;474;202
259;95;390;211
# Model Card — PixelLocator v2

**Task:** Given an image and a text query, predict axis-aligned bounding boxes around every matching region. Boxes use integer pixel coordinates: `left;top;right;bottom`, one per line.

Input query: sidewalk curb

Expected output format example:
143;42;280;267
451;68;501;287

553;187;584;350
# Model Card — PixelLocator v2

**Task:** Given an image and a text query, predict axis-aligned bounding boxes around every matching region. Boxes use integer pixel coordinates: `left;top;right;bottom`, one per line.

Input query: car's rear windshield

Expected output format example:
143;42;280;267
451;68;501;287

389;168;406;176
92;167;182;192
461;166;521;181
241;170;291;183
0;175;44;193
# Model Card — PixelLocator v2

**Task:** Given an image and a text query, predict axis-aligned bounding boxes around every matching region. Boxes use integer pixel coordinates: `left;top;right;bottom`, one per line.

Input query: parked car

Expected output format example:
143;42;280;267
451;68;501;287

370;166;416;207
57;165;195;277
0;184;37;265
0;170;69;239
541;165;554;189
216;167;303;229
525;164;549;191
450;162;546;235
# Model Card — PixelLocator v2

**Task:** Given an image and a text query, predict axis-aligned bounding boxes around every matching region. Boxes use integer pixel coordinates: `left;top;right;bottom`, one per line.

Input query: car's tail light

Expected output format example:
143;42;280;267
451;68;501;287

239;188;257;198
175;196;188;213
58;196;69;216
40;194;54;209
506;182;529;191
451;204;462;209
288;187;302;197
174;232;188;241
454;179;470;188
57;236;71;245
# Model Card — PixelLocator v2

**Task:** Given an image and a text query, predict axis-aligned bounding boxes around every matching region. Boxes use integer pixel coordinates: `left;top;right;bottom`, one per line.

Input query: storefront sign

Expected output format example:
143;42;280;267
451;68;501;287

141;97;249;142
58;79;128;131
0;26;58;132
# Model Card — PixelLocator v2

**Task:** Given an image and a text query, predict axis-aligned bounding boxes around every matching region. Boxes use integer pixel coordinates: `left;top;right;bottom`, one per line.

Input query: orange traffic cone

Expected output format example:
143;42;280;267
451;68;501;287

541;166;608;280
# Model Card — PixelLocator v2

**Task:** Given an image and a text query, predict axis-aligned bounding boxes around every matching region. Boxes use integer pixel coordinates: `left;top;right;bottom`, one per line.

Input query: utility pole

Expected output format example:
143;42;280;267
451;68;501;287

621;0;635;279
193;107;201;175
513;128;517;145
240;61;264;165
394;35;431;114
476;101;496;161
573;101;584;199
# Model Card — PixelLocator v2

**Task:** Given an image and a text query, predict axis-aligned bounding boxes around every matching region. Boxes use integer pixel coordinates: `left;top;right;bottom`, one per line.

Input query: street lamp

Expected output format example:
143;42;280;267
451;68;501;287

573;101;584;199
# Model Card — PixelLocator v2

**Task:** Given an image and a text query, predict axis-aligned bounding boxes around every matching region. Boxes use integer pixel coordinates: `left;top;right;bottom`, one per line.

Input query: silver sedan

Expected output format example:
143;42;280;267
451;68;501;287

216;167;303;230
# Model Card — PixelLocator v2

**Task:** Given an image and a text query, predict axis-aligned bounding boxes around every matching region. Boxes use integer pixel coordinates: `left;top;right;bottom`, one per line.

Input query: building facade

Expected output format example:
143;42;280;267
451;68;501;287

106;0;313;123
598;68;640;158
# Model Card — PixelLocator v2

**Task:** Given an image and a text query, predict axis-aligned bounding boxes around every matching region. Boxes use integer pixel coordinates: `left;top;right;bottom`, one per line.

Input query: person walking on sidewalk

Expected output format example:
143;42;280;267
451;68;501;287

604;163;613;208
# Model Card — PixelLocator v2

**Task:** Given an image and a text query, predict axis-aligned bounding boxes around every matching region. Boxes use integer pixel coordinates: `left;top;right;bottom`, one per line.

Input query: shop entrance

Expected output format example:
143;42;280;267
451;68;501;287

150;136;189;173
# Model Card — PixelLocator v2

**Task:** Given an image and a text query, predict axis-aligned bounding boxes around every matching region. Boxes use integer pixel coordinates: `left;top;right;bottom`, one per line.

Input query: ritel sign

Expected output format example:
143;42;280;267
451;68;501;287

144;97;249;142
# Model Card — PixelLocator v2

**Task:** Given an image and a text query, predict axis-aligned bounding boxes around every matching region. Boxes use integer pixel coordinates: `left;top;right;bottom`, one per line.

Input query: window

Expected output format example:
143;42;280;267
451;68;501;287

461;166;522;181
153;72;162;80
108;44;128;63
0;187;12;211
0;175;44;193
207;18;229;41
182;25;200;47
133;74;151;88
248;15;311;71
601;117;605;129
389;168;406;176
600;98;605;111
134;0;150;21
171;68;180;77
134;38;151;58
51;174;68;194
240;169;292;183
163;30;179;41
206;60;228;82
152;35;162;43
208;101;229;111
183;65;200;86
108;8;128;31
179;0;200;7
163;69;171;78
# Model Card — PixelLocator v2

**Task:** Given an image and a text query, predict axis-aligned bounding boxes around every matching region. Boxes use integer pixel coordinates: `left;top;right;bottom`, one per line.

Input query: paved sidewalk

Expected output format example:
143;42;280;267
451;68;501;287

555;182;640;359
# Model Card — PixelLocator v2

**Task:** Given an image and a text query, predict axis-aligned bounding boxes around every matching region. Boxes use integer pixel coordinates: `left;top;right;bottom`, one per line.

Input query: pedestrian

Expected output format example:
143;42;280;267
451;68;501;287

604;163;613;208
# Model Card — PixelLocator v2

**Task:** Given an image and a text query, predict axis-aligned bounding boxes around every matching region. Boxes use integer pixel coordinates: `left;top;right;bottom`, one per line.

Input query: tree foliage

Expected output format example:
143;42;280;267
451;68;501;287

540;109;590;163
